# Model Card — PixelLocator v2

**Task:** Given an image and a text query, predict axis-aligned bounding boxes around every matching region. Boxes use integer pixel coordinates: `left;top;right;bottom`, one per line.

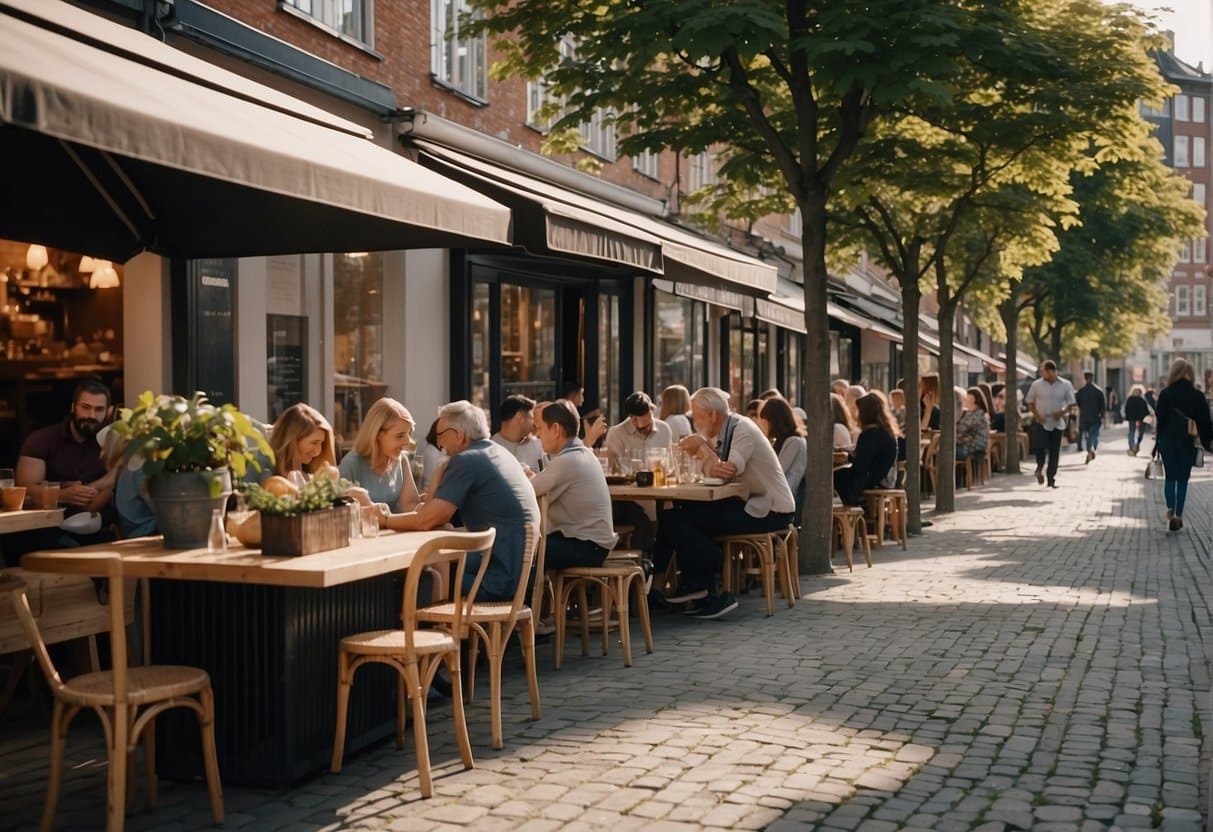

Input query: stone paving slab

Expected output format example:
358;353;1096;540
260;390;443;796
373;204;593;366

0;426;1209;830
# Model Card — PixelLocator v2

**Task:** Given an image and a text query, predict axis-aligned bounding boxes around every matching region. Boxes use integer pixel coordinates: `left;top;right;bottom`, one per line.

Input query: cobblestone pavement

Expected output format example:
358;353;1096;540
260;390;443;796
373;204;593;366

1;425;1210;831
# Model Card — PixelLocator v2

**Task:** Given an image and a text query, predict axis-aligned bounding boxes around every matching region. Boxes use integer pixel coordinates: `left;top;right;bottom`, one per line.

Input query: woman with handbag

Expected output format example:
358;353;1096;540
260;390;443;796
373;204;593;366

1154;358;1213;532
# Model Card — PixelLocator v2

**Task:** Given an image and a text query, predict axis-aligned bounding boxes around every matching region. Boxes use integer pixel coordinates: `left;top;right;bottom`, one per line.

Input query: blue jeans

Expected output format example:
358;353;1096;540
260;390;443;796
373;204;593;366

1129;421;1146;452
1080;422;1101;452
1160;443;1196;516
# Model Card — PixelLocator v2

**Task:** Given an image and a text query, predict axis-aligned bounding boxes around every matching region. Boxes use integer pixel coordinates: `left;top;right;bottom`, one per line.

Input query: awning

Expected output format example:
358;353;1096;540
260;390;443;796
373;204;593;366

414;139;777;294
0;0;512;260
955;341;1006;373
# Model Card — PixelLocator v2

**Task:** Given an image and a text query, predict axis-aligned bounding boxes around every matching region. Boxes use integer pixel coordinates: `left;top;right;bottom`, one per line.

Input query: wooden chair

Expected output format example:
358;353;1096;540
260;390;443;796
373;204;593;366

831;505;872;572
330;529;495;797
776;525;801;600
553;558;653;669
955;455;972;490
417;522;542;750
862;489;908;551
921;433;941;497
1;563;223;832
717;531;795;616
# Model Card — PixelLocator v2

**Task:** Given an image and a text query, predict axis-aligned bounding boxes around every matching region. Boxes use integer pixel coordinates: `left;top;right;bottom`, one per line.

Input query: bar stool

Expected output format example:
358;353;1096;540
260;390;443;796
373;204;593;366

831;505;872;571
862;488;908;550
716;531;795;616
553;561;653;668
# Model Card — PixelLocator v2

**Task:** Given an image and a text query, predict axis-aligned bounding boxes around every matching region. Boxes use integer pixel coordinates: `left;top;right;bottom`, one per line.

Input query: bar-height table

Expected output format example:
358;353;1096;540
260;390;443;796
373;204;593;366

0;508;64;535
22;529;486;787
607;481;747;503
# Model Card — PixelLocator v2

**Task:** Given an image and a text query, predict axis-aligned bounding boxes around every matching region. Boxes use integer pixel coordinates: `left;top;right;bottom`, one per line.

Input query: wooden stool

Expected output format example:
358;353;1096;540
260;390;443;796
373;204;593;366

831;506;872;571
553;563;653;668
776;525;801;600
861;489;908;551
716;531;795;616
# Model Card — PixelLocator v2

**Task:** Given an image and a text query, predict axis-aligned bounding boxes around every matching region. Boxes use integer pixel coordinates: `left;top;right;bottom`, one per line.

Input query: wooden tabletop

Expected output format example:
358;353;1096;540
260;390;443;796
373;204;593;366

0;508;64;535
608;482;748;502
21;528;482;589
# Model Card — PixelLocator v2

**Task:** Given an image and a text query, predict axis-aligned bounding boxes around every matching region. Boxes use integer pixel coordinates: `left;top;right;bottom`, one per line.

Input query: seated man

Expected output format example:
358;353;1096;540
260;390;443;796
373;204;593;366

384;400;540;602
529;400;616;569
490;394;546;473
654;387;795;619
604;392;672;551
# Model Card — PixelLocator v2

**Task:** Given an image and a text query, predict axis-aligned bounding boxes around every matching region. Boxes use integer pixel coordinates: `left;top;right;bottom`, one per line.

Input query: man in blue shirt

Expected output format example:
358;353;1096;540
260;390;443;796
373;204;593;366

384;400;540;601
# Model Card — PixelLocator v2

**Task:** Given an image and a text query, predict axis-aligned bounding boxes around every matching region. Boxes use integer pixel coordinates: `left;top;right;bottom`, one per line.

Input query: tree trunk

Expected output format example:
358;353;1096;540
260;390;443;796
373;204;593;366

999;290;1022;473
935;286;958;514
901;279;924;534
798;197;834;575
1050;327;1063;364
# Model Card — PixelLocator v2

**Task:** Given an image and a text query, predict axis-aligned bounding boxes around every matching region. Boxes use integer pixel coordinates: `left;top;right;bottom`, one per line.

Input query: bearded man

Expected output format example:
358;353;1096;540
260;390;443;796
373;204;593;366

17;378;114;516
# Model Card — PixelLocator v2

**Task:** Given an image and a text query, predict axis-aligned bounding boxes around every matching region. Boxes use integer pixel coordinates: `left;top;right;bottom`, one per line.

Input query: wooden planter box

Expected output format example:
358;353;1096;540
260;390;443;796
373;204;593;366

260;507;349;556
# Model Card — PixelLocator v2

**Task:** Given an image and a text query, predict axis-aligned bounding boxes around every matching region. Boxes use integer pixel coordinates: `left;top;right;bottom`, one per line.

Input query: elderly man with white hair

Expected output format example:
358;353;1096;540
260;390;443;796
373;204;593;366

652;387;796;619
385;400;540;602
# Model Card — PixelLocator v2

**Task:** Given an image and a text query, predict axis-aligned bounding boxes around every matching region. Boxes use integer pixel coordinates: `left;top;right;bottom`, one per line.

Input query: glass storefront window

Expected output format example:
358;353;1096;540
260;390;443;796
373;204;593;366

653;290;705;395
501;282;557;402
726;313;768;408
470;282;491;413
781;331;803;407
829;330;854;382
332;252;384;448
598;293;620;422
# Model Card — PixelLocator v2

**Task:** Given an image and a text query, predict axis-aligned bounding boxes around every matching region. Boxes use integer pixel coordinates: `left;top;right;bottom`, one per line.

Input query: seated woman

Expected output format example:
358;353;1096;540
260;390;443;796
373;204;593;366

833;392;899;506
268;403;338;481
956;387;991;464
756;396;807;500
831;392;858;452
660;384;694;443
338;397;421;513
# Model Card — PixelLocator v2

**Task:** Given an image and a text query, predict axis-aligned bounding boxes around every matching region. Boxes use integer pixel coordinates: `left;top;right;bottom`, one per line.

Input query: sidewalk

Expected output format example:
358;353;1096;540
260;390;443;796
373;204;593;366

1;424;1209;831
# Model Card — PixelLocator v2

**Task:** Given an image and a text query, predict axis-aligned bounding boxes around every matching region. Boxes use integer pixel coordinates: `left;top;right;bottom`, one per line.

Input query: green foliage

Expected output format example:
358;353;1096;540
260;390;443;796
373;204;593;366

243;477;353;516
111;391;274;482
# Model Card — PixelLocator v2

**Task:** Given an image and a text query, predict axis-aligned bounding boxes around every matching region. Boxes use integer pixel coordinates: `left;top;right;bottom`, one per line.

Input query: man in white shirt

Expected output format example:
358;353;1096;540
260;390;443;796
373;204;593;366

490;394;545;472
654;387;795;619
1025;360;1076;489
604;392;672;551
530;400;617;568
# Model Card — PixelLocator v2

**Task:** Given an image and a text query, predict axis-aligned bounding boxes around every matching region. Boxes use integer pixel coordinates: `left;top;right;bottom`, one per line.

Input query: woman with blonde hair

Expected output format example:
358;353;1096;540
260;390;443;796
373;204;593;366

1154;359;1213;532
659;384;693;441
269;403;337;478
831;392;858;451
338;397;421;512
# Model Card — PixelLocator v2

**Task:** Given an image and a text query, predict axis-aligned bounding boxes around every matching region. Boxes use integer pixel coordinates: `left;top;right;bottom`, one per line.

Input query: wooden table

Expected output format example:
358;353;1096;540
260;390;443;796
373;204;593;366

0;508;63;535
607;482;747;502
22;528;485;787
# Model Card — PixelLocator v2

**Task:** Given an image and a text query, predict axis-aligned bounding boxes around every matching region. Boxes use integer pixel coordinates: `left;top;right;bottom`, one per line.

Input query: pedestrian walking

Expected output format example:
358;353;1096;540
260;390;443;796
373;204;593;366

1153;359;1213;533
1024;360;1076;488
1124;385;1150;455
1074;371;1106;464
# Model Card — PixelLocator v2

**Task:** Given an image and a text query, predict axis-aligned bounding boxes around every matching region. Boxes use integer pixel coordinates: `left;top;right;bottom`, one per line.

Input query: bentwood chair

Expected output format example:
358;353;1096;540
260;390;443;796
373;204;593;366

2;562;223;832
417;521;542;750
330;529;495;798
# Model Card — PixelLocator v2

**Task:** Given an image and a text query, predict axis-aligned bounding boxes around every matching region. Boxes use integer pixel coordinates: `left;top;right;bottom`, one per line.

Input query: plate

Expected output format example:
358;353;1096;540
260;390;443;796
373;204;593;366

700;477;726;486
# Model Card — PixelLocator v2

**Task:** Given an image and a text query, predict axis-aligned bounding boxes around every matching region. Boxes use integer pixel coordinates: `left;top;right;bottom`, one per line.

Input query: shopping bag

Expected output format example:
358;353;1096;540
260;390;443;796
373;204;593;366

1188;417;1200;438
1146;458;1164;479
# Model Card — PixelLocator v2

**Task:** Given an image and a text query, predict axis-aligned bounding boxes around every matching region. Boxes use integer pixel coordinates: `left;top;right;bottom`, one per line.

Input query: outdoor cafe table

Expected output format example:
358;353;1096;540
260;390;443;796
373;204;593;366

21;528;482;788
0;508;64;535
607;481;748;503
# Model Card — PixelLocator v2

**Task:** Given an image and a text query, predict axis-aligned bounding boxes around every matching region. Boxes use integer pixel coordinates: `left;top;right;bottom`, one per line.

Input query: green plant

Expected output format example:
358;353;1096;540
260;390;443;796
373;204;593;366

112;391;274;496
244;476;353;515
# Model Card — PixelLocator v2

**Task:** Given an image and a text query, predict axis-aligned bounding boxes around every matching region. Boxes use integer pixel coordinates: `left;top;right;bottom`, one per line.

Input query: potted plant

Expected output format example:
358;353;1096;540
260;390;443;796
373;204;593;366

244;475;356;556
112;390;274;548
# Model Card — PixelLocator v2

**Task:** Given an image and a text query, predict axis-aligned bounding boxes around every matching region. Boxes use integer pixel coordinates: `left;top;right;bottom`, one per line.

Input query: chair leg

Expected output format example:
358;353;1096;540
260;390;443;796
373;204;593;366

395;673;406;748
858;518;873;567
486;623;504;750
841;519;855;572
331;651;354;772
40;699;69;832
576;582;592;658
776;537;795;608
465;630;480;703
518;618;542;720
598;581;612;658
760;539;775;617
198;686;224;823
614;577;632;667
405;660;433;798
553;574;567;669
631;573;654;655
108;703;129;832
446;654;475;772
143;713;157;811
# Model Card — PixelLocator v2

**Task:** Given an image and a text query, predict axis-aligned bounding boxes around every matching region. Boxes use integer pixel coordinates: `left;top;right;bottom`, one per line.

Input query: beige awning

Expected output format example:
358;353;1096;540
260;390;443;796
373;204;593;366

414;139;777;293
0;0;511;260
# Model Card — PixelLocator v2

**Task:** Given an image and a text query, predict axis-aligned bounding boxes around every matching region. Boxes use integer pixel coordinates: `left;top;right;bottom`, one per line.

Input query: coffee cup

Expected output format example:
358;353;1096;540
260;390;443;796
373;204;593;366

1;486;26;511
635;470;655;487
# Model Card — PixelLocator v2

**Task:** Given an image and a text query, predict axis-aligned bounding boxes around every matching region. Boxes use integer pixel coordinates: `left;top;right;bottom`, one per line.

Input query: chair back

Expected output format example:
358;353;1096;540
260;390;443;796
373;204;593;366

1;572;66;697
401;529;496;651
527;495;549;618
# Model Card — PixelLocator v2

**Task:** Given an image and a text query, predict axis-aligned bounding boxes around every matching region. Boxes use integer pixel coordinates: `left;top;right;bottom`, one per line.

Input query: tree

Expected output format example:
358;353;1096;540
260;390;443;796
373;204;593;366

470;0;995;571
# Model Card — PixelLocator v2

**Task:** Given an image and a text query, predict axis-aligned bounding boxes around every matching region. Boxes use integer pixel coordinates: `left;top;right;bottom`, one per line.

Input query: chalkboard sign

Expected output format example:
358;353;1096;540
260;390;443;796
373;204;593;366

267;315;307;421
183;258;236;404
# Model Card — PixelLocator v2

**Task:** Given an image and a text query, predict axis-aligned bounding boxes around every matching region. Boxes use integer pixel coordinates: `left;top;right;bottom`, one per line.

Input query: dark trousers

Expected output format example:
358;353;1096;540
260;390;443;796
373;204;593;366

544;532;609;570
1033;425;1063;484
1160;443;1196;515
652;498;793;595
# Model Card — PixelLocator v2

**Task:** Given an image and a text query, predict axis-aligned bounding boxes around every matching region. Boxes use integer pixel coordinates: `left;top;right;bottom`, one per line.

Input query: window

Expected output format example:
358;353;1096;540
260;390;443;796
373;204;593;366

633;149;660;180
1195;238;1208;264
579;107;616;160
283;0;372;43
597;293;621;423
1196;137;1207;167
1176;135;1190;167
1195;183;1206;207
687;150;717;192
1140;98;1171;118
652;290;706;394
525;39;574;130
1197;285;1208;316
726;313;765;408
1180;240;1191;263
525;40;615;159
1177;285;1190;316
500;283;558;401
470;282;491;413
1176;94;1191;121
332;252;384;449
785;207;803;237
1195;97;1208;124
431;0;486;101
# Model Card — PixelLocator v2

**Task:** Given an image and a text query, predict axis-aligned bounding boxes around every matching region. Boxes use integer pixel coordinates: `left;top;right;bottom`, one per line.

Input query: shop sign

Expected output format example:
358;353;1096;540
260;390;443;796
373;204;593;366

184;259;236;405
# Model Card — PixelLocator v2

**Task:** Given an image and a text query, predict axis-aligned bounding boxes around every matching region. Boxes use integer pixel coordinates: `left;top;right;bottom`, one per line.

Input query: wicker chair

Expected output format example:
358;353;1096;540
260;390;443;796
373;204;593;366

717;530;795;616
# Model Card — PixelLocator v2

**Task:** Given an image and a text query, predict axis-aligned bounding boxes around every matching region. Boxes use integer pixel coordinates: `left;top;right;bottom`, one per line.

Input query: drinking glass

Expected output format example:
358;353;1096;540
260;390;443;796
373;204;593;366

0;468;13;489
347;503;363;540
37;481;60;509
287;470;307;490
360;505;381;538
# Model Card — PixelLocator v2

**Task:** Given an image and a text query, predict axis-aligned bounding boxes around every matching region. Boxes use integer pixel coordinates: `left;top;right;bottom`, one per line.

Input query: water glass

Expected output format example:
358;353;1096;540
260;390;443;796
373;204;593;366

0;468;13;489
347;503;363;540
360;505;381;538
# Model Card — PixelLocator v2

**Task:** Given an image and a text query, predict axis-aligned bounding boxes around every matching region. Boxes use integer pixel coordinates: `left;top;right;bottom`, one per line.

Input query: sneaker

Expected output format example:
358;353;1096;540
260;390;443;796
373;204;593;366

647;590;675;613
1035;467;1045;485
681;597;712;615
692;592;739;620
1085;450;1095;464
1169;516;1182;532
1048;482;1058;489
666;587;708;604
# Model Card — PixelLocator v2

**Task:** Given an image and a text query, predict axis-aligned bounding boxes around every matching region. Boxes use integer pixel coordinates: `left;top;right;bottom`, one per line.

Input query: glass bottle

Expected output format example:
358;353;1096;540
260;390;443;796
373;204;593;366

207;508;227;553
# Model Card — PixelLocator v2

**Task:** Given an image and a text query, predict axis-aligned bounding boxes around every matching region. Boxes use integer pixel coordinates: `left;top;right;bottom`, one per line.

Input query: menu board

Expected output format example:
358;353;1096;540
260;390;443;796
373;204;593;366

187;258;236;405
267;314;307;421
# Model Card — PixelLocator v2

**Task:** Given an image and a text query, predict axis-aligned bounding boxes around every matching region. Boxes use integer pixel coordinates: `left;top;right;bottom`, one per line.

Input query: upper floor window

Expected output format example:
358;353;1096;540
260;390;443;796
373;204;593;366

1196;285;1208;317
1195;137;1207;168
1140;98;1171;118
1195;183;1206;207
1177;284;1190;316
431;0;486;101
525;40;615;160
1195;96;1208;124
1176;94;1191;121
1175;135;1190;167
283;0;373;44
633;149;660;180
687;150;718;192
579;108;617;160
1195;238;1208;265
785;207;803;237
1180;239;1192;263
